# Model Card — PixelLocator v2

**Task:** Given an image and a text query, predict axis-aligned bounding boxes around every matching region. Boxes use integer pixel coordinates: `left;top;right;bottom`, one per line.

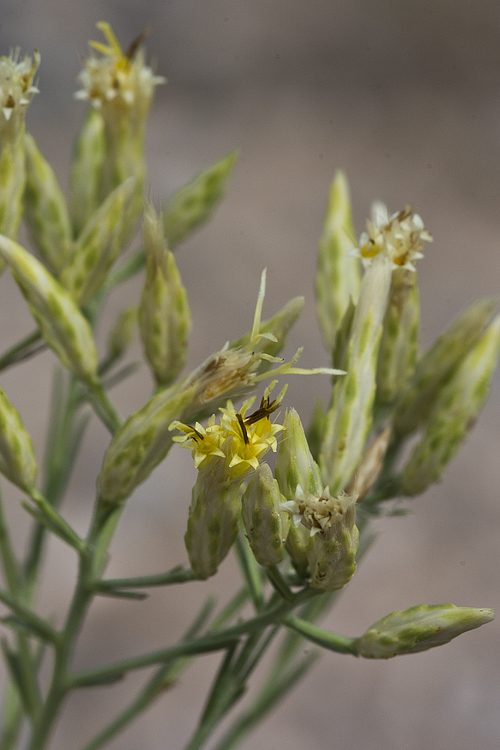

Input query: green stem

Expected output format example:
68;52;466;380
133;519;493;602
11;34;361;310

85;382;122;434
72;587;318;688
0;330;44;372
93;565;196;593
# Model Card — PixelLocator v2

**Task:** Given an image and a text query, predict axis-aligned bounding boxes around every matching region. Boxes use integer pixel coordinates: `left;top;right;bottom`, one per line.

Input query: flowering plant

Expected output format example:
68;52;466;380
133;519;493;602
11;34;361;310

0;23;497;750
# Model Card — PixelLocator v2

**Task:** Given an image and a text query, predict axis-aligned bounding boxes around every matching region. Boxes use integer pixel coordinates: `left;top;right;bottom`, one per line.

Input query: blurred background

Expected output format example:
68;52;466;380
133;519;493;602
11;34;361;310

1;1;500;748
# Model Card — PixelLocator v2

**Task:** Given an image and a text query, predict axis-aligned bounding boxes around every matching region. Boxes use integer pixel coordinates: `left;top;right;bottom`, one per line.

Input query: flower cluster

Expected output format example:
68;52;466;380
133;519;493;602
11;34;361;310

281;486;357;542
353;202;432;271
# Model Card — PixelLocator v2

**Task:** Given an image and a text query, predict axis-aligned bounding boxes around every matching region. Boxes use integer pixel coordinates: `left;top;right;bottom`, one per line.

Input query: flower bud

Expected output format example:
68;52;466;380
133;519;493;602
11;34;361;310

401;315;500;495
163;151;237;248
241;462;289;567
356;604;494;659
0;385;37;492
376;268;419;407
185;470;242;579
320;253;393;494
23;133;73;275
70;108;105;236
0;236;98;385
139;203;191;386
107;305;138;361
275;408;322;502
315;170;361;353
393;297;497;437
60;177;136;305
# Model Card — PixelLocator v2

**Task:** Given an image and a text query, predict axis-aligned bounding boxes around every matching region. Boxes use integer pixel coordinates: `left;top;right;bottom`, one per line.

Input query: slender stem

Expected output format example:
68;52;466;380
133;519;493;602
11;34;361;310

0;330;44;372
85;382;122;434
93;565;196;592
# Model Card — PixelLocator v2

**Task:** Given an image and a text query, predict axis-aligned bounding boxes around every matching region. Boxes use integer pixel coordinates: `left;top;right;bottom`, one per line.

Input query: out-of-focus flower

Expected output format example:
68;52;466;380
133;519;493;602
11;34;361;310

0;48;39;137
352;203;432;272
74;22;164;126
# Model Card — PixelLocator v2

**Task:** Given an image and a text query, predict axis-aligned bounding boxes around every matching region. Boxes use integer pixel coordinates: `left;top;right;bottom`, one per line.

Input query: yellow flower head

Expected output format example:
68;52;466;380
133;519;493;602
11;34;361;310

354;203;432;272
170;382;285;481
0;48;40;136
75;22;165;123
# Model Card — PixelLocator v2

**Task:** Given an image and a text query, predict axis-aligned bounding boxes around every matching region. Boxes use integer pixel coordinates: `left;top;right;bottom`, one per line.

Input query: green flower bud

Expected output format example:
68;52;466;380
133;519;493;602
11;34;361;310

376;268;419;407
107;305;138;361
70;108;105;236
185;472;241;580
97;384;193;503
315;170;361;354
23;133;73;275
0;236;98;385
320;254;392;494
0;49;40;246
139;202;191;387
241;462;289;567
60;177;136;305
393;297;497;438
356;604;494;659
284;522;310;579
0;385;37;492
163;151;238;248
401;316;500;495
275;408;322;502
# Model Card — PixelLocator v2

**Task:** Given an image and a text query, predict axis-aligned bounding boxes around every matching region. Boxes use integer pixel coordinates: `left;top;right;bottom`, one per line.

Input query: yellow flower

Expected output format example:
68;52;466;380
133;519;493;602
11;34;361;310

353;203;432;271
170;382;285;481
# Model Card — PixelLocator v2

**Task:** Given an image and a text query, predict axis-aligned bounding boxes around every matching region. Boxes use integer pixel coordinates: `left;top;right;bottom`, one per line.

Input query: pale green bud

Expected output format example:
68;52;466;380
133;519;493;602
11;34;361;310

320;254;393;493
163;151;238;248
139;203;191;386
185;469;242;579
285;522;310;579
0;49;39;245
70;108;105;236
0;385;37;492
23;133;73;274
376;268;419;407
97;384;194;503
275;408;322;502
60;177;136;305
401;316;500;495
0;236;99;385
107;305;138;361
315;170;361;354
241;462;289;567
394;297;497;438
283;488;358;591
356;604;494;659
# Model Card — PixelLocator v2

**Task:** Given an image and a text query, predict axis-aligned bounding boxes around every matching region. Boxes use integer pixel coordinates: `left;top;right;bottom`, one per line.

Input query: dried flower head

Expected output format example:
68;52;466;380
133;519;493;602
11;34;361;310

353;203;432;271
282;485;357;541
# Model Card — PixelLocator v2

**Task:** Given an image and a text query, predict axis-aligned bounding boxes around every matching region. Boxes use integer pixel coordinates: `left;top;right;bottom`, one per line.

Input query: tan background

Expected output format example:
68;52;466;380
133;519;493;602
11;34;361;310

1;1;500;748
